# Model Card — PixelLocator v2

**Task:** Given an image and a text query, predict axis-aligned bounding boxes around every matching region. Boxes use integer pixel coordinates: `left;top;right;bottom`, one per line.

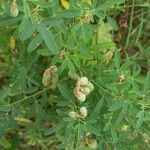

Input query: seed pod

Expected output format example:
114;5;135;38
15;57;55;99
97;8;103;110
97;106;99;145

76;77;89;87
80;87;91;96
49;74;58;89
42;65;58;87
42;69;52;87
49;65;58;74
88;139;97;149
86;82;94;92
74;87;86;102
9;36;16;50
68;111;78;119
80;107;88;118
10;0;19;17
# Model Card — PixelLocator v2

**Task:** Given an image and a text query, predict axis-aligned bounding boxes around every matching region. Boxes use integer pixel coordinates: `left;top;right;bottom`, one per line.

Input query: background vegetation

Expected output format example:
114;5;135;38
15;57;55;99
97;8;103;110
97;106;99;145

0;0;150;149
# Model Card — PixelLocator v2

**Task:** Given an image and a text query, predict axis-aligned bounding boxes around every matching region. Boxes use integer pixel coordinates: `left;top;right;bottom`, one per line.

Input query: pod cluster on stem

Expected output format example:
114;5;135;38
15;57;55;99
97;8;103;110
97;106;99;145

68;106;88;120
74;77;94;102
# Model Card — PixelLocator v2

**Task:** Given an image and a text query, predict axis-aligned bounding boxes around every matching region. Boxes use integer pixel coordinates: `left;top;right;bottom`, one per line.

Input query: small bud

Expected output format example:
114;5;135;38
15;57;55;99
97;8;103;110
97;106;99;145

10;0;19;17
80;107;88;118
9;36;16;50
118;74;125;84
74;87;86;102
68;111;78;119
103;51;113;65
76;77;89;87
86;132;92;138
121;125;128;131
88;139;97;149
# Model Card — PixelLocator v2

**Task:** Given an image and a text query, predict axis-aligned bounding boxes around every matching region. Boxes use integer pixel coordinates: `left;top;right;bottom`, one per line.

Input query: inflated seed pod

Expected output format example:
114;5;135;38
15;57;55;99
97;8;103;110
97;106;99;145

68;111;78;119
80;107;88;118
74;87;86;102
86;82;94;92
42;65;58;87
10;0;19;17
80;86;91;96
76;77;89;87
49;74;58;89
49;65;58;74
42;69;52;87
88;139;97;149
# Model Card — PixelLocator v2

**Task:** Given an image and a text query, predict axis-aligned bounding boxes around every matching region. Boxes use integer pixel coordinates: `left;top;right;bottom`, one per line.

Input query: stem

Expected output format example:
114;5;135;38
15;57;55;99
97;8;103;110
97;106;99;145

125;0;135;50
7;86;51;106
135;10;144;44
92;80;116;98
122;3;150;8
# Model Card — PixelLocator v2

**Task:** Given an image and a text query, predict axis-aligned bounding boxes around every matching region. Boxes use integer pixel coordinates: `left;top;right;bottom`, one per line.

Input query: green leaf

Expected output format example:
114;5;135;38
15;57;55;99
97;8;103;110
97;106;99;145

0;106;11;112
19;22;35;41
116;103;128;125
136;110;144;128
81;24;90;43
103;119;111;131
67;59;76;74
19;16;30;33
89;97;105;118
58;9;82;18
84;124;101;136
108;101;122;111
19;66;27;92
114;50;121;68
44;123;66;135
111;126;118;143
97;21;112;44
107;17;118;30
38;23;59;54
27;34;43;53
0;15;23;26
58;83;73;100
37;49;52;56
144;71;150;94
0;88;10;102
23;0;30;17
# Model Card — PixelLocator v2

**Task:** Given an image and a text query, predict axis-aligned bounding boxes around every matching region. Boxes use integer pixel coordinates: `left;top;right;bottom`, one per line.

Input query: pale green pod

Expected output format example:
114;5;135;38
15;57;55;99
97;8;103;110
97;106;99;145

10;0;19;17
68;111;78;119
88;139;97;149
76;76;89;87
74;87;86;102
81;87;91;96
42;70;52;87
49;74;58;89
86;82;94;92
80;107;88;118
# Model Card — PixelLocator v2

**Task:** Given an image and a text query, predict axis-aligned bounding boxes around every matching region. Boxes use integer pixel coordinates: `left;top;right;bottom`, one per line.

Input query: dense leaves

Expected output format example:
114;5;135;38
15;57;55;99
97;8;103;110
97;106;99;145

0;0;149;149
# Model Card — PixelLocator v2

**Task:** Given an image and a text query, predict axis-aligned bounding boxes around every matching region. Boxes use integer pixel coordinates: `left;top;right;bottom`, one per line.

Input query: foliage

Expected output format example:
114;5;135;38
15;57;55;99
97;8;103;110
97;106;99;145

0;0;150;149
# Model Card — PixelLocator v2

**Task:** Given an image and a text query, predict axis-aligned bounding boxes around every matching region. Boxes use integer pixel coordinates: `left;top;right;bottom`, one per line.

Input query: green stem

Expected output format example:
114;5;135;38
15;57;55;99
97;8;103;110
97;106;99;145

125;0;135;50
7;86;51;106
135;10;144;44
121;3;150;8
